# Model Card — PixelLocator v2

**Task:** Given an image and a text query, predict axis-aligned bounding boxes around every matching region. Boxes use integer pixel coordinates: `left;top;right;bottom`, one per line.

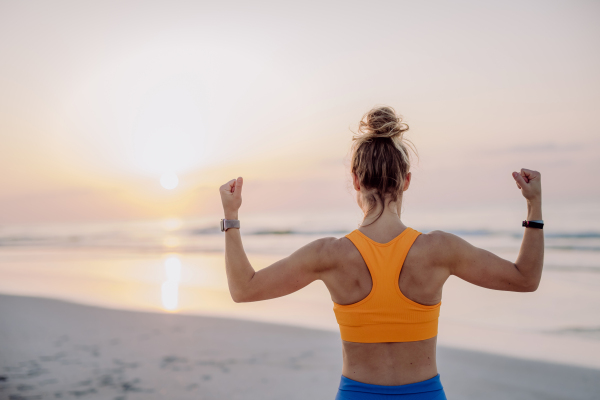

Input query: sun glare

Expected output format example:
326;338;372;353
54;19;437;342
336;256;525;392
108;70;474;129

164;256;182;281
160;173;179;190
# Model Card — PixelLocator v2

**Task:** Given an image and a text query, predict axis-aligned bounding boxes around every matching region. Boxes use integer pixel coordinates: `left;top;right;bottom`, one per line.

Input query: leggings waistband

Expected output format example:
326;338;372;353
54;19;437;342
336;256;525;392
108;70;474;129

338;374;443;395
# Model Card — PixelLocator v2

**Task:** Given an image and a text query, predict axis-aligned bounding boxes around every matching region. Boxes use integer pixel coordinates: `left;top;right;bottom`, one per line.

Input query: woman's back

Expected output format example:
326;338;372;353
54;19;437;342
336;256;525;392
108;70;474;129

321;217;445;386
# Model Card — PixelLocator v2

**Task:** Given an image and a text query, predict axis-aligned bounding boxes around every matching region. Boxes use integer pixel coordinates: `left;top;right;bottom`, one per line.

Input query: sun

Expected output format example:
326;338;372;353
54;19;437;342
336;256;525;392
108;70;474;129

160;173;179;190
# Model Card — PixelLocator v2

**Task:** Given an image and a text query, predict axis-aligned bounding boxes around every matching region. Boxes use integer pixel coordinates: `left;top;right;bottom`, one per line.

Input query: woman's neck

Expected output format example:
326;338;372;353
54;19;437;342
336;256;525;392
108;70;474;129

359;201;407;242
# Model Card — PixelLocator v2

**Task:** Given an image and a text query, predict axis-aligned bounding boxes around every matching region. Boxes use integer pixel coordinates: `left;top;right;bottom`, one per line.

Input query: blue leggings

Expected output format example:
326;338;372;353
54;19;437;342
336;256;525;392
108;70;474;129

335;374;447;400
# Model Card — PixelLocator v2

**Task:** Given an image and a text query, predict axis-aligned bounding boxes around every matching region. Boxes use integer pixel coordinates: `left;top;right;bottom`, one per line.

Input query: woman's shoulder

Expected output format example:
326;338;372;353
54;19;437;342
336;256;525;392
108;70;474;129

417;229;455;245
315;234;358;254
411;230;465;264
299;235;355;257
311;235;361;260
299;235;359;274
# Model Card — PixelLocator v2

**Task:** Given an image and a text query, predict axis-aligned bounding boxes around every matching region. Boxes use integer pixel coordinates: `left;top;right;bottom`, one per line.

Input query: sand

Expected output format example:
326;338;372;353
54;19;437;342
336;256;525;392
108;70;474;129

0;295;598;400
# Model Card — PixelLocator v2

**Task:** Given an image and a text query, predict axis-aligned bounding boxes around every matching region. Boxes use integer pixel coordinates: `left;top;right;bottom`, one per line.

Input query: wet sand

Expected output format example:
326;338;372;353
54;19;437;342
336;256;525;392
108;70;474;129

0;294;598;400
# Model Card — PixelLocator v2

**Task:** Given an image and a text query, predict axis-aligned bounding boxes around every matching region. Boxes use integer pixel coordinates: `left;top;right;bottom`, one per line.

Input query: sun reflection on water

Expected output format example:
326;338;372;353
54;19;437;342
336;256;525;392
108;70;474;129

161;255;181;311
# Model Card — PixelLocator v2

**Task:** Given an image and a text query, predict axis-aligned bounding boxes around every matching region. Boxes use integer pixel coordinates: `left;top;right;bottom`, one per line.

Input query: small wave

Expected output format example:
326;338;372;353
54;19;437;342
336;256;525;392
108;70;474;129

545;326;600;340
444;229;497;236
189;227;221;235
251;229;349;235
505;232;600;240
547;245;600;252
0;236;79;246
545;265;600;273
546;232;600;239
189;228;349;236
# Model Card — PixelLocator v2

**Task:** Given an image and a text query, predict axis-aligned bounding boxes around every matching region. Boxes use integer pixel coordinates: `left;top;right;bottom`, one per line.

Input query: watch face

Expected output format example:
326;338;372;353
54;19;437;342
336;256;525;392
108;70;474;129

220;219;225;232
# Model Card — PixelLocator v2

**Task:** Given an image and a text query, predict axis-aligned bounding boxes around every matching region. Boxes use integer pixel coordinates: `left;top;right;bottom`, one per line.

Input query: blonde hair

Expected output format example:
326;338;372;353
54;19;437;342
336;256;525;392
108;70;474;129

351;106;415;224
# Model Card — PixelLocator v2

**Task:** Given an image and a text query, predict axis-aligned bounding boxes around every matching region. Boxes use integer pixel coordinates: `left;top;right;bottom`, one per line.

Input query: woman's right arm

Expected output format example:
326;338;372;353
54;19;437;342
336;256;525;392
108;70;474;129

435;169;544;292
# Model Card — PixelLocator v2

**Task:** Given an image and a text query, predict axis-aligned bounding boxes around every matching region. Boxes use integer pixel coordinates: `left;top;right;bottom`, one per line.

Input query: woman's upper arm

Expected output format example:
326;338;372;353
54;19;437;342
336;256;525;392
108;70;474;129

236;237;338;302
432;231;533;292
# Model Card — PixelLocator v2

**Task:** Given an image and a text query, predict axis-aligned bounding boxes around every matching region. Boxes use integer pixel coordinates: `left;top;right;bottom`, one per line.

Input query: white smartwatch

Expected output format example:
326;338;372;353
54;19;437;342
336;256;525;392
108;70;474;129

220;219;240;232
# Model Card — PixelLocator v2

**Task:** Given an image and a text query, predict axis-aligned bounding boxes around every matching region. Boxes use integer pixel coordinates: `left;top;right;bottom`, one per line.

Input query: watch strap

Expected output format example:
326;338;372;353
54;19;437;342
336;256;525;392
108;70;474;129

221;219;240;232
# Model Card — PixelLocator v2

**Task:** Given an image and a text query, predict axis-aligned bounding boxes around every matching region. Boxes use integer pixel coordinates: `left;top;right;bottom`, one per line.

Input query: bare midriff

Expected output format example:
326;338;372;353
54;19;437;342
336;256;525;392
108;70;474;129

341;336;438;386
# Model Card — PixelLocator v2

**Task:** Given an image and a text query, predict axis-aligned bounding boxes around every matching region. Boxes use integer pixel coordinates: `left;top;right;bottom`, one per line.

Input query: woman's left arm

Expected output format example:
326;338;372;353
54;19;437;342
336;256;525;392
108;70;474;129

220;177;336;303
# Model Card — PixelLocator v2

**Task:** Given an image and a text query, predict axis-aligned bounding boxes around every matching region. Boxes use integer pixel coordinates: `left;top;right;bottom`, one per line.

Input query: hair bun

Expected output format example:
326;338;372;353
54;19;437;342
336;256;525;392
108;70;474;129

357;106;408;140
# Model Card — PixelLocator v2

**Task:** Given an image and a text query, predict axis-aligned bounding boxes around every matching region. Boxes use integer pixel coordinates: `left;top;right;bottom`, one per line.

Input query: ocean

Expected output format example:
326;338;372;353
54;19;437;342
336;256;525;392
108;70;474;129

0;207;599;369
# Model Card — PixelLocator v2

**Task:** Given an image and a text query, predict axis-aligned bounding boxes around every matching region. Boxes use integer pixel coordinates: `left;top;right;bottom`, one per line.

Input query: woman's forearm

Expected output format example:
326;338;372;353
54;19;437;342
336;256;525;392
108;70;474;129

225;227;255;302
514;199;544;290
219;177;255;302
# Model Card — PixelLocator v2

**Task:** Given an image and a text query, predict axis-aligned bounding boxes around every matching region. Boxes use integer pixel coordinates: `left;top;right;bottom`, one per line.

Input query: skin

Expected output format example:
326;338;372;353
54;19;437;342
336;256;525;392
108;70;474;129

219;168;543;386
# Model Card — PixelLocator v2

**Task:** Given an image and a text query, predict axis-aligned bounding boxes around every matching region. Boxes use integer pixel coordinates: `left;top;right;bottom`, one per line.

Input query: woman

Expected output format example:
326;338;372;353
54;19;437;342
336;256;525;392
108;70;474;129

219;106;544;399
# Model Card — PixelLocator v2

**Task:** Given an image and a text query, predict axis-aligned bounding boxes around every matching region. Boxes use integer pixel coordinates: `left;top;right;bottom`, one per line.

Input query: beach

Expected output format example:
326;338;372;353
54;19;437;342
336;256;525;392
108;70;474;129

1;294;599;400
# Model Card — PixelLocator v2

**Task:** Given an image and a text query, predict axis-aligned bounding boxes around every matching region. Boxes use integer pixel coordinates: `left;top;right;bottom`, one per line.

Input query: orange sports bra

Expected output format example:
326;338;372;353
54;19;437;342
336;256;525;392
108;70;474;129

333;227;441;343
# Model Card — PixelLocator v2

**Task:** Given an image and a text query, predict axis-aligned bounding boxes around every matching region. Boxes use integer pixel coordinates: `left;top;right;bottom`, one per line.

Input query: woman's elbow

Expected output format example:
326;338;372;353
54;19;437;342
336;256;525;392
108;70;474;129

520;280;540;292
231;289;259;303
517;275;541;292
231;291;248;303
513;263;542;292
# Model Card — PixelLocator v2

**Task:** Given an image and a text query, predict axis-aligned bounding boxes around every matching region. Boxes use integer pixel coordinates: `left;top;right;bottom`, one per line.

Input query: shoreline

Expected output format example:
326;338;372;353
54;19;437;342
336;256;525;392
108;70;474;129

1;294;599;400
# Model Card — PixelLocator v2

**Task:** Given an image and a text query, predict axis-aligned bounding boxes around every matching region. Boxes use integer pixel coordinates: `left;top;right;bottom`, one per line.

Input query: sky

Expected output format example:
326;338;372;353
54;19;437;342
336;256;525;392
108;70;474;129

0;0;599;224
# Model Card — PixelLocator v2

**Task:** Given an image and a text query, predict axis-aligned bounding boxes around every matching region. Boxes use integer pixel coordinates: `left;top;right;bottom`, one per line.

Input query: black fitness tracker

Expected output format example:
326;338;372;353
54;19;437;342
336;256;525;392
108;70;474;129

522;220;544;229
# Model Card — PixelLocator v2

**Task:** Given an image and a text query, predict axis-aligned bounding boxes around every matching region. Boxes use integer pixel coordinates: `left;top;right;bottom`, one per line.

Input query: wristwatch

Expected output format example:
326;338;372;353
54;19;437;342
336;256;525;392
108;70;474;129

221;219;240;232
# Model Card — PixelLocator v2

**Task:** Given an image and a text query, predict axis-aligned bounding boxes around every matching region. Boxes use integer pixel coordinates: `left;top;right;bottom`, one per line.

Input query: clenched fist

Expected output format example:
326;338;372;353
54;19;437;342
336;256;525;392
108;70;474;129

220;177;243;219
512;169;541;203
